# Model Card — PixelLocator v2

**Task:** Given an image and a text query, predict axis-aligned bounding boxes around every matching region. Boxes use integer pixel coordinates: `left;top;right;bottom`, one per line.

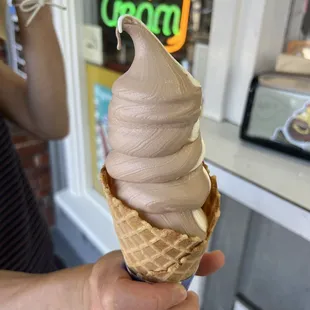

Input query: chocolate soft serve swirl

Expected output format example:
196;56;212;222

106;15;211;240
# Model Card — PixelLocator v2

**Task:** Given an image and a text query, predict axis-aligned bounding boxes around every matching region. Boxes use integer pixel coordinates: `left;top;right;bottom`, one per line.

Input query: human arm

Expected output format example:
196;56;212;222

0;265;89;310
0;1;68;140
0;250;224;310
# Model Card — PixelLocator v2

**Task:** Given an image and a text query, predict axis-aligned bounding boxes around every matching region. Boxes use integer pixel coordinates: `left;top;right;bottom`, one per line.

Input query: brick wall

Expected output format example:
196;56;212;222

10;124;55;227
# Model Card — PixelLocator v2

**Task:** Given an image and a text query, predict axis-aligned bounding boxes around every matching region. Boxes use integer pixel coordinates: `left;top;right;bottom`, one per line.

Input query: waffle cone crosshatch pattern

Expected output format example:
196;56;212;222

100;163;220;283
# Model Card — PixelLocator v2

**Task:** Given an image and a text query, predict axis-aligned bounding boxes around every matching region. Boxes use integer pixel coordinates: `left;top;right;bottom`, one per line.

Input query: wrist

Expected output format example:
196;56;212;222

0;271;53;310
43;264;94;310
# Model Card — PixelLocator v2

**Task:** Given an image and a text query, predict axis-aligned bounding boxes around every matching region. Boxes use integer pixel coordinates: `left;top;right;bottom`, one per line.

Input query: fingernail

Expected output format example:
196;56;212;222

172;284;187;303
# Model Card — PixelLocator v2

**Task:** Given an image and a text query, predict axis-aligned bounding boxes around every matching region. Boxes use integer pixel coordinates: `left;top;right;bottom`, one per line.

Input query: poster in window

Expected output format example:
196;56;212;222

86;64;121;193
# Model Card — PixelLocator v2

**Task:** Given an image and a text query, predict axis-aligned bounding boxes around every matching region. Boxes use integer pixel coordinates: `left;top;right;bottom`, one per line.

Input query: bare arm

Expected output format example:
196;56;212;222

0;3;68;140
0;267;88;310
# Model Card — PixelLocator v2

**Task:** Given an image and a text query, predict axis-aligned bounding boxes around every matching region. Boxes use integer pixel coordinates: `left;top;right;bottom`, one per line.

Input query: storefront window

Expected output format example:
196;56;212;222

81;0;213;194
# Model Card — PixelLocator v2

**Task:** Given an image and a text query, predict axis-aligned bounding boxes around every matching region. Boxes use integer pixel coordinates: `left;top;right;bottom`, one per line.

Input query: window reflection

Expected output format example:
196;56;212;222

84;0;213;73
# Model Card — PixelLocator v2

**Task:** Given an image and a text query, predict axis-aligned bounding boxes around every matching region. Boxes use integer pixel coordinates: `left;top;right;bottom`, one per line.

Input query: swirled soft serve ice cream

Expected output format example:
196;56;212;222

106;15;211;240
101;15;220;283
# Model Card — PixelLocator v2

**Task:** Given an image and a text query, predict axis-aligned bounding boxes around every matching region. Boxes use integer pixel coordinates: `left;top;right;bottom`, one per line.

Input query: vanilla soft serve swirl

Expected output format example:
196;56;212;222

106;15;211;239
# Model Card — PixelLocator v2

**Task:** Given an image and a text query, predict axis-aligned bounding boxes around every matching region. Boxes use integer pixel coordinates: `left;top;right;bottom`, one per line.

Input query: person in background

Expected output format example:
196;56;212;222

0;1;225;309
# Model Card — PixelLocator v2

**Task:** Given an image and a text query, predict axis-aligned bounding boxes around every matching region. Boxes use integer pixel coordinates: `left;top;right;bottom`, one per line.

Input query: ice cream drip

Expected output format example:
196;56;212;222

106;15;211;239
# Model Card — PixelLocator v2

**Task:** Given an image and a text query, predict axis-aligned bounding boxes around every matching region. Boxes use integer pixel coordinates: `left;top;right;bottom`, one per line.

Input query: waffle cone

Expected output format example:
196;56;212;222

100;163;220;283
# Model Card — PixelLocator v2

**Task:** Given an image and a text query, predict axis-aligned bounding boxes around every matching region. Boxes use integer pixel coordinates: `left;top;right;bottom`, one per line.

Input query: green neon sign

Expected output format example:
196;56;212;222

100;0;181;37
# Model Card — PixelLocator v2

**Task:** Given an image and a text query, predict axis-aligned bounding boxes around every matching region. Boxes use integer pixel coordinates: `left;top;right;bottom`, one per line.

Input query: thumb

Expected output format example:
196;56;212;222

113;279;187;310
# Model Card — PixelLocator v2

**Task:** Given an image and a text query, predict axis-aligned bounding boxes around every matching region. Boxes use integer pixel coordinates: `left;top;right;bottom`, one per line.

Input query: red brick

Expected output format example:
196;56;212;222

19;155;34;169
46;207;55;226
37;189;51;198
28;178;38;191
44;205;55;226
38;196;55;227
25;167;52;198
16;140;47;158
33;152;50;168
12;134;32;145
38;173;51;191
10;125;38;142
10;126;55;225
39;196;52;208
26;167;50;179
24;167;35;175
25;168;52;192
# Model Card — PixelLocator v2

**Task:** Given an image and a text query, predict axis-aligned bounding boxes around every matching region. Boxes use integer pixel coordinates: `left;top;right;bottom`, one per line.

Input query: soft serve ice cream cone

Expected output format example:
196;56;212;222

101;15;220;283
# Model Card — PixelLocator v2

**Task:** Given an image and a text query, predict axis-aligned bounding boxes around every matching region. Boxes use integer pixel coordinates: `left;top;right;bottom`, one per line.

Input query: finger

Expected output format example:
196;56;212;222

97;250;131;280
113;279;187;310
169;291;199;310
196;250;225;276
